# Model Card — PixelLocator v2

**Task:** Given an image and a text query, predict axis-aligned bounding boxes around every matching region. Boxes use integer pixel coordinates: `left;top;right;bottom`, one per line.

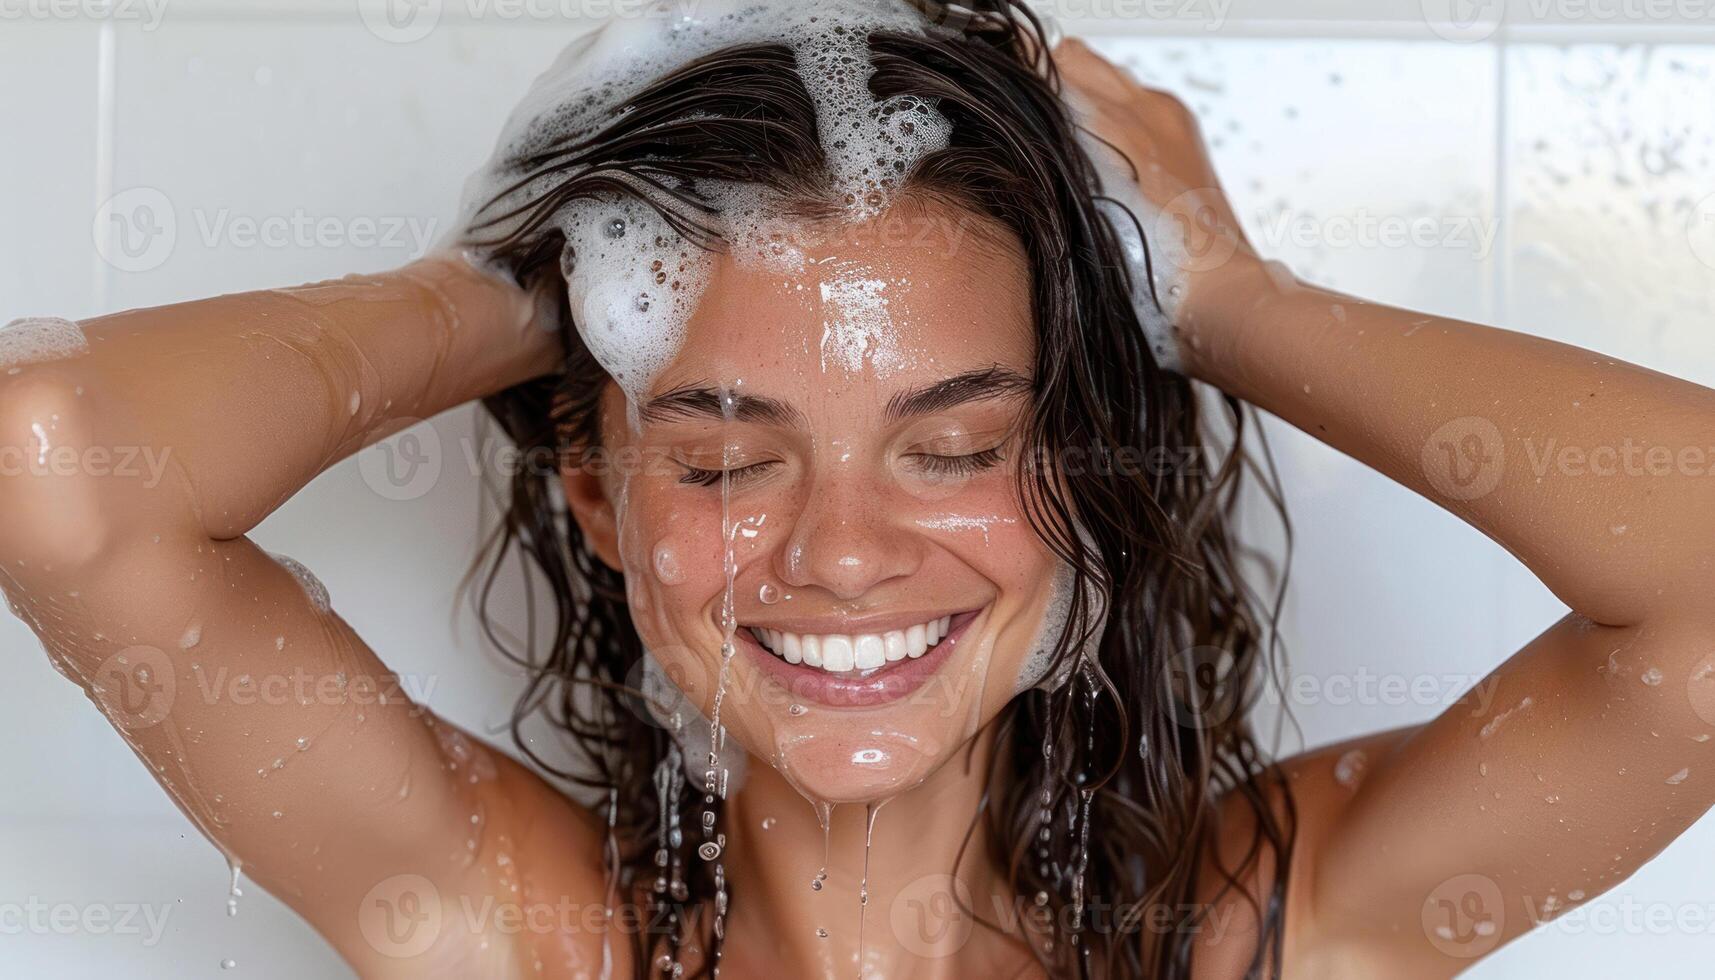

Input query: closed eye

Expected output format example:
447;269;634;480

905;447;1005;477
677;460;782;488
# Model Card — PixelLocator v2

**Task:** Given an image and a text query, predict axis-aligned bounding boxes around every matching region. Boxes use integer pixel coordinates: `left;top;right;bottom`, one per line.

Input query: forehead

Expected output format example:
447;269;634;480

648;200;1033;398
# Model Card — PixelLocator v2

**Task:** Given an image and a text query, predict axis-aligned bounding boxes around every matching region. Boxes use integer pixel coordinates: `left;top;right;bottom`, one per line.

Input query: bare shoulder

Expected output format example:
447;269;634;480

444;737;626;978
1193;727;1422;980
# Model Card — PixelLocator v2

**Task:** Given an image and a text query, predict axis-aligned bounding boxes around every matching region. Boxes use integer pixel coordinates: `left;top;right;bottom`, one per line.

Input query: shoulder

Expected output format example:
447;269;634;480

1193;727;1421;980
464;742;626;977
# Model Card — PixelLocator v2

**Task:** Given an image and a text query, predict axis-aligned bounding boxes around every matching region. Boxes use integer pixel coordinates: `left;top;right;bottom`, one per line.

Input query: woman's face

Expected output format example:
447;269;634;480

568;201;1071;804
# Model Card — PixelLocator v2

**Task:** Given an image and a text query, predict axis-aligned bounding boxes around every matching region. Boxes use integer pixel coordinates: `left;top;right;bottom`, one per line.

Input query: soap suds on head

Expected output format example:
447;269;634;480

1065;92;1189;373
457;0;957;414
0;317;90;371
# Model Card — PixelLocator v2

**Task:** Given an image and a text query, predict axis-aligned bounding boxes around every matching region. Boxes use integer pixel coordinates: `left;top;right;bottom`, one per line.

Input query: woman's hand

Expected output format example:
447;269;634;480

1055;37;1269;367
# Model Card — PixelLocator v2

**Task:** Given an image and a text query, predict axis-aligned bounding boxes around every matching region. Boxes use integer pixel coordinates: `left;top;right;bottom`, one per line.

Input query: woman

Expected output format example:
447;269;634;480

3;2;1712;977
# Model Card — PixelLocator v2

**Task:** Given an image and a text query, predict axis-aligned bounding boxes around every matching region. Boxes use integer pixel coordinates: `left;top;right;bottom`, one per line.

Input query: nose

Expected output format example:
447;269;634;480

776;471;923;601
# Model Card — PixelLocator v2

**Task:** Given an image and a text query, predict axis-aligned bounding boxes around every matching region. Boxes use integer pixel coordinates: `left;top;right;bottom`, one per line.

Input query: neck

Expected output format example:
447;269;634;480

718;726;1026;979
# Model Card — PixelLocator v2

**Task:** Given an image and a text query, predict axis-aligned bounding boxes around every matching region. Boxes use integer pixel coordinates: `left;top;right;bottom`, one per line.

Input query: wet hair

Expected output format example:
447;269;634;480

466;2;1295;976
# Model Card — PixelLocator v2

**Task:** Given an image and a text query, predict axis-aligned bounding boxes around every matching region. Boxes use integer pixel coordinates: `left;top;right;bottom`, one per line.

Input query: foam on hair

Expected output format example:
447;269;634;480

456;0;958;412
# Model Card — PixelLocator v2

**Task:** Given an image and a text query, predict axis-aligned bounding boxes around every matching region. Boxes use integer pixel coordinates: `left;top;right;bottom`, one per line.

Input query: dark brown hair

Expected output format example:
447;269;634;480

465;2;1294;976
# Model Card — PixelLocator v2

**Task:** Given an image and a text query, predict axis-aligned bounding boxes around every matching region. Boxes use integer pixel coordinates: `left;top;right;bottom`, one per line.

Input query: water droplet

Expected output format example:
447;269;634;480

1334;749;1367;788
1641;667;1664;686
788;703;806;717
652;542;686;586
758;582;781;605
221;959;237;970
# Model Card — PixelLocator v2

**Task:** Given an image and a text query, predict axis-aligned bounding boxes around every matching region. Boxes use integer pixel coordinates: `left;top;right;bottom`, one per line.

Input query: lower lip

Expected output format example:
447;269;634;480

741;611;984;709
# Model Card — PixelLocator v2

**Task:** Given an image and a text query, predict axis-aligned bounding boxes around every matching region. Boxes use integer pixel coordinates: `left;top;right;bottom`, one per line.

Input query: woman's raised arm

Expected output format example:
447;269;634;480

0;258;602;976
1061;39;1715;978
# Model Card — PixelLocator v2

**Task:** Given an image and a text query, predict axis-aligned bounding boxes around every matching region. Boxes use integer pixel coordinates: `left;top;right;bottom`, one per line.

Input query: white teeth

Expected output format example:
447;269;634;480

821;635;855;672
883;632;908;662
748;616;959;674
801;634;823;668
854;634;885;670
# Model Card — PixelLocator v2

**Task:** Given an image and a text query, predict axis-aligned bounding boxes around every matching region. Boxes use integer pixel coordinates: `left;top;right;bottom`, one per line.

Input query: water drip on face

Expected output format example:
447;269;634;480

653;541;687;586
698;385;743;966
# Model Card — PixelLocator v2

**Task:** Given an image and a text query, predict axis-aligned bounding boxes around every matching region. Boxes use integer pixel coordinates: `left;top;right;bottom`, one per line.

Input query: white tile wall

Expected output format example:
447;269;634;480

2;4;1713;977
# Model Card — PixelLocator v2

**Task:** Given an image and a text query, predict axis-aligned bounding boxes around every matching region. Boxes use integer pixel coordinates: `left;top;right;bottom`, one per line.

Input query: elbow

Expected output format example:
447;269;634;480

0;373;113;577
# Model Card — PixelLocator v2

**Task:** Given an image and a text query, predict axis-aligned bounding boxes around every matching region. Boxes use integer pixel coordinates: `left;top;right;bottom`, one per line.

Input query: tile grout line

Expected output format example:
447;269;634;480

1491;36;1513;641
93;19;117;314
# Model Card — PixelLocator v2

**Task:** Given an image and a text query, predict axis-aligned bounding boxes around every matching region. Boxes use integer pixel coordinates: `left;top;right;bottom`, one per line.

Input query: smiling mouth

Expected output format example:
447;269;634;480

746;616;954;674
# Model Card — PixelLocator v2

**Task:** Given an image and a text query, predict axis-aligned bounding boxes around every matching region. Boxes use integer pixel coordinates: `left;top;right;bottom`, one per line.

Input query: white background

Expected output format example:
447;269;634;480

3;0;1714;976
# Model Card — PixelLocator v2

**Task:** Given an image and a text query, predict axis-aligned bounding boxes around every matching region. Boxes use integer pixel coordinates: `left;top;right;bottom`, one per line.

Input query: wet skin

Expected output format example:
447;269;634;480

4;39;1715;980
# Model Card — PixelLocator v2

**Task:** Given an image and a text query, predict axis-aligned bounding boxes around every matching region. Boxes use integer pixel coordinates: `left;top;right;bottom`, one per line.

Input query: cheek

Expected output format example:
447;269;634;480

610;475;727;644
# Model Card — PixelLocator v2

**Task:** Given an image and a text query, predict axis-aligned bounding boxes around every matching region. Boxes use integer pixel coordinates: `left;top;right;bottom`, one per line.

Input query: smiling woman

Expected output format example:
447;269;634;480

8;1;1715;979
466;6;1287;973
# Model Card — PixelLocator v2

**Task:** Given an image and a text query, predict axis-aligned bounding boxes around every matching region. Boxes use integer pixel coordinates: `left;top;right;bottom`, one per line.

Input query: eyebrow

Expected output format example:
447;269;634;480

885;366;1034;423
639;367;1033;429
640;385;808;429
